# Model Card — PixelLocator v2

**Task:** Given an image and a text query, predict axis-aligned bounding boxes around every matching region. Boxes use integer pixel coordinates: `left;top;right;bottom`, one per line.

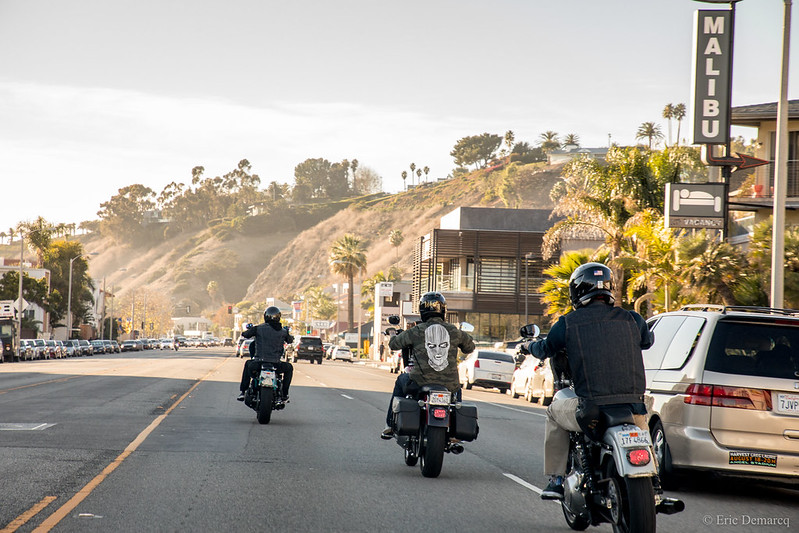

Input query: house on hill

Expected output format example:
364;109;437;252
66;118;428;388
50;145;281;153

547;145;607;165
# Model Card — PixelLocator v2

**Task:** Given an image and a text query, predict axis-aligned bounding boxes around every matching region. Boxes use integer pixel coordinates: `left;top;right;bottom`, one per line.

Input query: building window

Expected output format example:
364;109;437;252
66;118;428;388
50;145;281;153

478;257;517;294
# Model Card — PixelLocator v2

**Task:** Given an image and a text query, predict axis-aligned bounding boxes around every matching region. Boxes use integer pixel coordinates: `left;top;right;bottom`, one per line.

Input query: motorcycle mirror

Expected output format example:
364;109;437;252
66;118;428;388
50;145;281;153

245;323;254;330
387;315;401;326
460;322;475;332
385;327;398;336
519;324;540;338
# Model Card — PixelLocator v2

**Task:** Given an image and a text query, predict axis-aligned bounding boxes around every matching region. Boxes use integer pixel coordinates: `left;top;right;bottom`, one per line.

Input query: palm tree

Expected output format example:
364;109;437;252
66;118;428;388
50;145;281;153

662;104;675;146
635;122;664;150
389;229;404;263
538;131;560;153
423;166;430;183
409;163;416;187
416;168;422;184
329;234;367;330
504;130;515;162
675;230;744;305
18;217;57;266
401;170;408;190
562;133;580;148
673;103;686;146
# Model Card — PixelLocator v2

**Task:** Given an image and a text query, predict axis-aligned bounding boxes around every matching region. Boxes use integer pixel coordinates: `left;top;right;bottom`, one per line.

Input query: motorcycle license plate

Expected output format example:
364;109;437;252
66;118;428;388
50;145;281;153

618;430;652;448
260;370;276;386
428;391;451;406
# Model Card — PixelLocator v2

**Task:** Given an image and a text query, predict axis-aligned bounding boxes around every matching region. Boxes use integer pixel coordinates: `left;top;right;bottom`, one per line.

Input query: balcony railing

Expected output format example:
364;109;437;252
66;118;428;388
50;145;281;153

750;161;799;198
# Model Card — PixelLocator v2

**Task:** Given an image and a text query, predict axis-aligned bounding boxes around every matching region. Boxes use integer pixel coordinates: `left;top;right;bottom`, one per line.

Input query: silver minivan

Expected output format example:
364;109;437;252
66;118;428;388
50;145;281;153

644;305;799;487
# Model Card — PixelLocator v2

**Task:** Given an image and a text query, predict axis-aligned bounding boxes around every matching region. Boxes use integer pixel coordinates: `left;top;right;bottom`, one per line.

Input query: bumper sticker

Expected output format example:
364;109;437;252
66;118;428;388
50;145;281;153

728;452;777;468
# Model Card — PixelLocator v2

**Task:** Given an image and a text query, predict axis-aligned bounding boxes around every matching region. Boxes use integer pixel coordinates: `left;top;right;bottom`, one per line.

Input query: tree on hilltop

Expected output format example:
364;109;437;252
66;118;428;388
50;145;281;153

538;131;560;153
450;133;502;170
329;234;367;330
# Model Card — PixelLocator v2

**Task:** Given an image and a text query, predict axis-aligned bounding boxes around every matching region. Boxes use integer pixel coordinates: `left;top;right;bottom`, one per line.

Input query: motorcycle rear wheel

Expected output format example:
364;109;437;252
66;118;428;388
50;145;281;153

420;426;446;478
605;461;656;533
257;388;274;425
561;445;590;531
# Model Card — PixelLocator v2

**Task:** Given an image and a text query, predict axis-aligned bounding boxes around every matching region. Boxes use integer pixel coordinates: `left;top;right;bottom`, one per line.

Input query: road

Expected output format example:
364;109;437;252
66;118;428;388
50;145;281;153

0;349;796;532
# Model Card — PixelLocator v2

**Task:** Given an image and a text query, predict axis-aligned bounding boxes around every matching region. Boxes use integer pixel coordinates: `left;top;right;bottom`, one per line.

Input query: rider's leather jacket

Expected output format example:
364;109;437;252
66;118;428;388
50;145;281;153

242;321;293;363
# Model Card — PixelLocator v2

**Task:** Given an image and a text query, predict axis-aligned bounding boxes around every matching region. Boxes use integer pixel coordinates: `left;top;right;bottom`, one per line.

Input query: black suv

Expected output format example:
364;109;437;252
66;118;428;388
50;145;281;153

294;336;324;364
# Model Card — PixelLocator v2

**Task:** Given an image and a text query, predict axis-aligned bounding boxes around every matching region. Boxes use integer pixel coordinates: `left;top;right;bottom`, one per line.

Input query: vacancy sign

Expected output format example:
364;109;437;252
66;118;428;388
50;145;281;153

692;10;732;145
665;183;726;229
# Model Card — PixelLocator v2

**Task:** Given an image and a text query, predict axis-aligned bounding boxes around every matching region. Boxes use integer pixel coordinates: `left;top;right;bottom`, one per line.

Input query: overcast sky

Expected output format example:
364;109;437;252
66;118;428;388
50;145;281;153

0;0;791;232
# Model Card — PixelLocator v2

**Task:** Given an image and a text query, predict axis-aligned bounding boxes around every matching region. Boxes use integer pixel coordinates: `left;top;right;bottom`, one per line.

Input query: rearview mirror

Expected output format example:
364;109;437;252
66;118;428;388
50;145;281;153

519;324;540;338
460;322;475;333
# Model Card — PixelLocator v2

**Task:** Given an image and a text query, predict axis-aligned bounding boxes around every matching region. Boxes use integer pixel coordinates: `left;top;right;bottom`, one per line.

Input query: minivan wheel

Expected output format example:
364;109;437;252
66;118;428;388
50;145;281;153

651;419;678;490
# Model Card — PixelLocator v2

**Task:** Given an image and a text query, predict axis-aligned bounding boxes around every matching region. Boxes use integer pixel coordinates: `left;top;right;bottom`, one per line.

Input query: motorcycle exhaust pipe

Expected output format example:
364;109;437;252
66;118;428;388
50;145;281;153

656;498;685;515
447;444;464;455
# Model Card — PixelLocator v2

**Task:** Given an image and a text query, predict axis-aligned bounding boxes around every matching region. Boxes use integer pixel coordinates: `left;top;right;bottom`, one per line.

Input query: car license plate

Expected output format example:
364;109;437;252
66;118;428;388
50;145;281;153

429;391;451;406
492;373;502;380
776;393;799;415
618;430;652;448
260;370;275;386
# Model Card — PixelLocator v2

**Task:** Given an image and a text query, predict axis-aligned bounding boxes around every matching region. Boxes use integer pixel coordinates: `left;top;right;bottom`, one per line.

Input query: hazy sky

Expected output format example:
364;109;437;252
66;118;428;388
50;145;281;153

0;0;791;232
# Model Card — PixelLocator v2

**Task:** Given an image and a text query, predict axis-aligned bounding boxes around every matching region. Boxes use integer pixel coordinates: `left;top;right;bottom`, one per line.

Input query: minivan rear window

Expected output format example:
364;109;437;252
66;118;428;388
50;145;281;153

705;321;799;379
301;337;323;346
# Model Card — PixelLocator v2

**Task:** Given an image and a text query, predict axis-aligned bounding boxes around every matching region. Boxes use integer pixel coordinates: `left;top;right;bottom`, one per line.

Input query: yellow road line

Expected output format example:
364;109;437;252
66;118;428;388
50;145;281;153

27;357;229;533
0;496;57;533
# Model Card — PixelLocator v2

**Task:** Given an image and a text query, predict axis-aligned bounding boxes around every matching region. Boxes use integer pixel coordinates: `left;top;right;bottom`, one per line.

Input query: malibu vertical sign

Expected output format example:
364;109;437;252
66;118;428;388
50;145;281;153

692;10;732;144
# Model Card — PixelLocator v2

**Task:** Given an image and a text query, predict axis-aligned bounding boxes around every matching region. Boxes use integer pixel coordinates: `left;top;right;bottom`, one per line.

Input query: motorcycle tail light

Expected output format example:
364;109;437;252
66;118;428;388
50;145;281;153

433;408;447;419
627;449;651;467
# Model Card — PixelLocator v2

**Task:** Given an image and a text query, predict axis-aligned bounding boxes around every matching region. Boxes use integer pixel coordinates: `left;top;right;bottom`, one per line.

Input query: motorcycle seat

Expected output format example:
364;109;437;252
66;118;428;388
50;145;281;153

419;384;449;393
600;406;636;427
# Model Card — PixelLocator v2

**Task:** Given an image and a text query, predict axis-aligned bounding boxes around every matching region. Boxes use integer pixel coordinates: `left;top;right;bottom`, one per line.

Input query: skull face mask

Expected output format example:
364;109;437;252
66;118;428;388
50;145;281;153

425;324;451;372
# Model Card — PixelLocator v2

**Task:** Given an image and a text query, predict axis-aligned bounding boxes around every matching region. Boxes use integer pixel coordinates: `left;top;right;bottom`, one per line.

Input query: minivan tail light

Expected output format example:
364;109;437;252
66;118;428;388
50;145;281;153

684;384;772;411
474;360;480;369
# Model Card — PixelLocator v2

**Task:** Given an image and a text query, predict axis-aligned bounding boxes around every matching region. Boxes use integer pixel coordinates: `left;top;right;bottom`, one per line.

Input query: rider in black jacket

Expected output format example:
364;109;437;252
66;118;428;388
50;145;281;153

524;262;653;500
237;306;294;402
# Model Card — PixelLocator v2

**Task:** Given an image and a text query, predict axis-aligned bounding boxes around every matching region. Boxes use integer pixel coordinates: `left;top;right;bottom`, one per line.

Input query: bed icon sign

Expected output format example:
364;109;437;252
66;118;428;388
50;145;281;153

672;188;722;213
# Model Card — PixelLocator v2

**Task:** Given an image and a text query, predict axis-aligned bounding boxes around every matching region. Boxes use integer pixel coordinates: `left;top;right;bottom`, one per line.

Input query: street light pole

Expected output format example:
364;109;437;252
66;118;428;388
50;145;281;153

67;256;79;339
771;0;792;309
16;234;24;357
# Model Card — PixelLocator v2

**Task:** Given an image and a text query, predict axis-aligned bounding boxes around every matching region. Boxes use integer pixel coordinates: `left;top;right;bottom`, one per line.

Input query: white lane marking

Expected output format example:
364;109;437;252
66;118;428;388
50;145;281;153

482;401;547;417
318;382;328;387
341;394;354;400
504;473;543;495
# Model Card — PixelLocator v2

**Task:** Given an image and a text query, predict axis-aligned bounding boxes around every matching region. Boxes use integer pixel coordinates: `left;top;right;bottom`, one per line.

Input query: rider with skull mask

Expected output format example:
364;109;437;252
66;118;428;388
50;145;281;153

381;292;475;439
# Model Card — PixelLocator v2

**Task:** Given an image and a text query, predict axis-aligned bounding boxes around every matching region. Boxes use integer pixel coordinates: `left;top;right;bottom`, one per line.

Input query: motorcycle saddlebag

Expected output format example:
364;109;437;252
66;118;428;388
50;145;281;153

452;404;479;441
392;397;420;436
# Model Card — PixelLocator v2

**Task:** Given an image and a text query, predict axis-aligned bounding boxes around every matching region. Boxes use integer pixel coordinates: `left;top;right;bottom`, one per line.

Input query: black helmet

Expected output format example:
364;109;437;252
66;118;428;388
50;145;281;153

568;262;614;309
264;306;282;324
419;292;447;321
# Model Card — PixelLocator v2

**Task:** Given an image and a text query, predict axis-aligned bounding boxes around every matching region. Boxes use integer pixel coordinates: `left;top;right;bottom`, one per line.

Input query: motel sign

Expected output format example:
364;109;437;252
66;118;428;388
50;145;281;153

692;10;732;145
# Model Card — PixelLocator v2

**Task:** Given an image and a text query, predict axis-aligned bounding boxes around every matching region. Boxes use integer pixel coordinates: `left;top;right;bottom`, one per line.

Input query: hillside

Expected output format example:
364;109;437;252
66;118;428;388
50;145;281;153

243;162;564;303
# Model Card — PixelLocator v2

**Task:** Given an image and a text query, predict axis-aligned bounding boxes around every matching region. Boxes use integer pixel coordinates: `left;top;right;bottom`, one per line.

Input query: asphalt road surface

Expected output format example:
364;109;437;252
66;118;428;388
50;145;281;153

0;349;796;532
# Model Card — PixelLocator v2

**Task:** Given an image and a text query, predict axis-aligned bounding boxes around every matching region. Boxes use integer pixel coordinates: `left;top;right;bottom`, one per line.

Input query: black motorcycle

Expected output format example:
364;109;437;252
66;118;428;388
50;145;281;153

243;360;285;424
520;324;684;533
390;384;478;478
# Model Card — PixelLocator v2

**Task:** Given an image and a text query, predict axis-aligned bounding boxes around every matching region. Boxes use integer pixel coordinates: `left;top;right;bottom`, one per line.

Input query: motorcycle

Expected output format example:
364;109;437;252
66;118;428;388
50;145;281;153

519;324;684;532
243;360;285;424
390;384;478;478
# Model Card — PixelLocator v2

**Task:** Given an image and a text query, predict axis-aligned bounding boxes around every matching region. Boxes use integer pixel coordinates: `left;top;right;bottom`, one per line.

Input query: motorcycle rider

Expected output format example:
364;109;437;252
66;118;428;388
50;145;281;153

381;292;475;439
237;306;294;403
524;262;652;500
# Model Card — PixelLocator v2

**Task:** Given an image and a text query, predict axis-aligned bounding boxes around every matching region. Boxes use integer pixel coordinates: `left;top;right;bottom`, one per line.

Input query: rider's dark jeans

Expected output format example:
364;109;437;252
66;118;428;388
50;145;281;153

385;373;461;427
240;359;293;398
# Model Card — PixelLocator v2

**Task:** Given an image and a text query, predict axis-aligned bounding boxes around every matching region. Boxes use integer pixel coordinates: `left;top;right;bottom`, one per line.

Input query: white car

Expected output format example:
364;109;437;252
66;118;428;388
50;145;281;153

330;346;353;362
509;355;554;405
458;349;516;394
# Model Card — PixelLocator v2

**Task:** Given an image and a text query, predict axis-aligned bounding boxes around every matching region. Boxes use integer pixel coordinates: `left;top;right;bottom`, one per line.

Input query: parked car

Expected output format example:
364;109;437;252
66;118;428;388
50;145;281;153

61;340;79;357
90;340;106;354
643;304;799;488
110;340;121;353
239;338;254;358
18;339;34;361
458;349;516;393
293;336;324;364
78;339;93;356
509;355;554;405
330;345;353;362
45;339;61;359
32;339;47;359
